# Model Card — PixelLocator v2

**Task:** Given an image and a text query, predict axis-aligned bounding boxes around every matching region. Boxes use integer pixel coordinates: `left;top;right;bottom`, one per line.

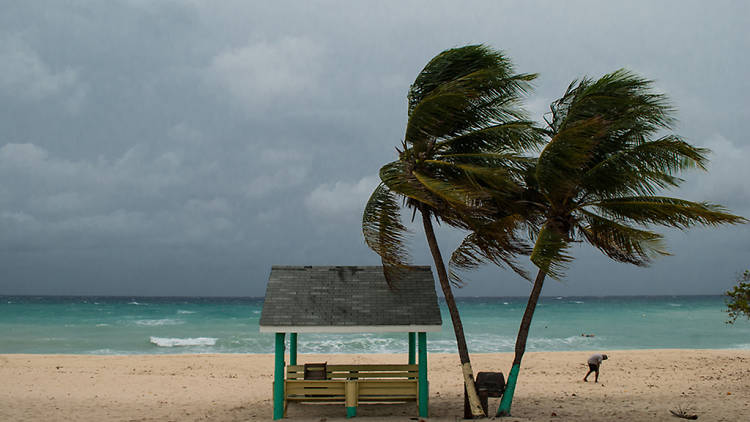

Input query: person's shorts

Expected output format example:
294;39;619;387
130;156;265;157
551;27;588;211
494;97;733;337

588;363;599;371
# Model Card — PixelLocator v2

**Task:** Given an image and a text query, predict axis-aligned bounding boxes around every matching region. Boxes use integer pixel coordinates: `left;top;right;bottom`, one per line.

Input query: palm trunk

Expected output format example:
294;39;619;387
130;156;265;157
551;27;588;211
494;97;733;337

496;268;547;417
421;209;485;418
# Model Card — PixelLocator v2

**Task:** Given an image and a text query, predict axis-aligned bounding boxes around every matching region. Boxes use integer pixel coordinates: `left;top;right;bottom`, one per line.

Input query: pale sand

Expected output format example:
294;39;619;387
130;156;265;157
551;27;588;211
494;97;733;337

1;349;748;421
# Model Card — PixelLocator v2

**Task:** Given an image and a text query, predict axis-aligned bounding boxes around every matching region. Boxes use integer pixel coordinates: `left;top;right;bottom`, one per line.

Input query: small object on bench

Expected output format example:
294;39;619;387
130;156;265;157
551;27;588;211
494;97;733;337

304;362;327;380
464;371;505;418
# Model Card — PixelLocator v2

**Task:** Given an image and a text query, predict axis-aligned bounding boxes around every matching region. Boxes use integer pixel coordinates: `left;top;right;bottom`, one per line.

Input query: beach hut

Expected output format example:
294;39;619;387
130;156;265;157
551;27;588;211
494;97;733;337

259;265;443;419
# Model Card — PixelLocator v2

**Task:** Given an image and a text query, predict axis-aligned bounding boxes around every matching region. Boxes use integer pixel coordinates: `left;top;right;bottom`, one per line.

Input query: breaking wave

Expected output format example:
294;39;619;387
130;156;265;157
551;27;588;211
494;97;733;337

149;337;217;347
135;319;184;326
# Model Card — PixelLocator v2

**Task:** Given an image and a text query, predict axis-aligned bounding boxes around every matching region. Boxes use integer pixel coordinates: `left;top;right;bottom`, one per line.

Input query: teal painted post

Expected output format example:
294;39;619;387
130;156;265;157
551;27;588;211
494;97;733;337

408;332;416;365
289;333;298;366
346;407;357;418
496;363;520;416
417;332;428;417
273;332;286;420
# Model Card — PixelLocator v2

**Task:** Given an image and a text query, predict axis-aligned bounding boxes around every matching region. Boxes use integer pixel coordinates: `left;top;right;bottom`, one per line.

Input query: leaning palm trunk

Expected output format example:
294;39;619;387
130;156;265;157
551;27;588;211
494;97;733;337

496;268;547;416
421;209;485;417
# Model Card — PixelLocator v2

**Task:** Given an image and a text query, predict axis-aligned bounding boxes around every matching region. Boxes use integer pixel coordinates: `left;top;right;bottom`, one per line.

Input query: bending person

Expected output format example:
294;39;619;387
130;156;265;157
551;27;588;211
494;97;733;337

583;353;608;383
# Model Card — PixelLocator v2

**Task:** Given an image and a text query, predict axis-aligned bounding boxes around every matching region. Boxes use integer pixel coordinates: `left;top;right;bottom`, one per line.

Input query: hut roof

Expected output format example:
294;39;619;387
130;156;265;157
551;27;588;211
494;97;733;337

259;266;443;333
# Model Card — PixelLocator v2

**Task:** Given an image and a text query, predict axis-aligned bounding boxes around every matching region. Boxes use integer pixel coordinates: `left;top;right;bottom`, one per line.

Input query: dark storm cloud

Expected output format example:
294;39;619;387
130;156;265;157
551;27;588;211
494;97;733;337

1;1;748;296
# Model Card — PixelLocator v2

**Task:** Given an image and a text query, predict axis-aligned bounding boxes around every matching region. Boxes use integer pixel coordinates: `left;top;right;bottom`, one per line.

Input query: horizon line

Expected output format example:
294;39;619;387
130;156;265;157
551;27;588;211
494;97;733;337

0;293;727;299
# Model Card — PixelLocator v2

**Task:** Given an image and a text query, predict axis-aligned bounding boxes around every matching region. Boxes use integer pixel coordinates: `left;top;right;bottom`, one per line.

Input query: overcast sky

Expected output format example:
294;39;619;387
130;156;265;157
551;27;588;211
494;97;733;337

1;1;748;297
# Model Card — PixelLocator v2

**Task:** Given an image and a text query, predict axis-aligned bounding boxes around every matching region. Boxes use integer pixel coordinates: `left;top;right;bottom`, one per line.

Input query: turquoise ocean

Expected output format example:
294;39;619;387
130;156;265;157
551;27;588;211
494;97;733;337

1;296;748;354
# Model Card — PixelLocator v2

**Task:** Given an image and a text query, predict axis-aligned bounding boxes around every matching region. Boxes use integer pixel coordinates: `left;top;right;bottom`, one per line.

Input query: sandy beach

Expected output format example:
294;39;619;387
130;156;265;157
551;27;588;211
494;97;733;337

1;349;748;421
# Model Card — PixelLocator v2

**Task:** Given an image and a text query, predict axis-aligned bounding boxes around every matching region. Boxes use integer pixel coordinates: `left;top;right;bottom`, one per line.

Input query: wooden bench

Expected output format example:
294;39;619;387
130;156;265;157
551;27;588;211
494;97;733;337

284;364;420;417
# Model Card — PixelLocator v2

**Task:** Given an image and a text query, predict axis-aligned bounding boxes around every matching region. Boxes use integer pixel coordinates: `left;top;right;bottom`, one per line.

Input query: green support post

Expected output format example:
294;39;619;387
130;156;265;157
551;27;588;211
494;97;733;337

273;332;286;420
289;333;298;366
417;332;428;417
496;363;520;416
408;332;416;365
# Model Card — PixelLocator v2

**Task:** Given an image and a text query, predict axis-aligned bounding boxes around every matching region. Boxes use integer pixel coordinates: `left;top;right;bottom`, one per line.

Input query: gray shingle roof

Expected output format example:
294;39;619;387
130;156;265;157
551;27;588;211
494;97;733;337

259;266;443;333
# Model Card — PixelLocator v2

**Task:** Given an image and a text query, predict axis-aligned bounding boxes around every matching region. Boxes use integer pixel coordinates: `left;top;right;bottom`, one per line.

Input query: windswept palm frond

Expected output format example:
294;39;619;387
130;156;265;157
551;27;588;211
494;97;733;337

408;45;534;115
449;215;532;285
529;223;573;279
534;118;604;201
577;210;668;266
422;159;518;194
550;69;674;136
580;136;709;197
378;161;439;208
540;70;682;193
362;183;412;284
412;170;493;208
437;121;546;156
405;46;537;148
592;196;747;229
436;152;533;167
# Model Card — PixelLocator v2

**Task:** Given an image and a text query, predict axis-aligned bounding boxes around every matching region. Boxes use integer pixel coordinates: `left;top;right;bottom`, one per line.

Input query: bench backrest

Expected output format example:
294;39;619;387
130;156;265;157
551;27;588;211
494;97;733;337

287;364;418;380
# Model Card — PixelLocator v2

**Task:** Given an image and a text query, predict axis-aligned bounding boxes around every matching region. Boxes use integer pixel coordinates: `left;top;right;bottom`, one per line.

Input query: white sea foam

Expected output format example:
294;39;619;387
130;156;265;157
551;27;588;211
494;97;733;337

88;348;131;355
429;334;602;353
96;323;110;327
530;335;594;347
300;337;405;354
135;318;184;326
177;310;195;314
573;301;584;304
128;301;143;305
295;334;602;354
149;337;218;347
668;303;682;307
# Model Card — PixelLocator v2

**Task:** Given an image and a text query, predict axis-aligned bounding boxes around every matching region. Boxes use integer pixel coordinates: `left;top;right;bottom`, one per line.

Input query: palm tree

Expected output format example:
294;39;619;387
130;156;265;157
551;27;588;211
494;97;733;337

451;69;746;416
362;45;541;417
